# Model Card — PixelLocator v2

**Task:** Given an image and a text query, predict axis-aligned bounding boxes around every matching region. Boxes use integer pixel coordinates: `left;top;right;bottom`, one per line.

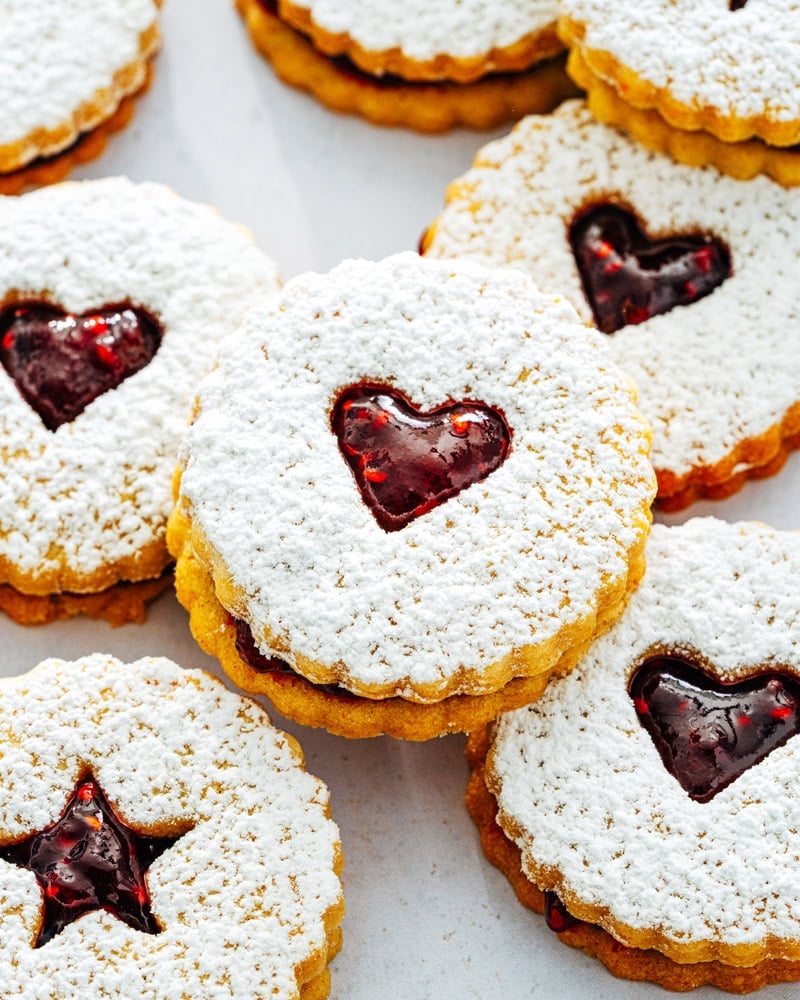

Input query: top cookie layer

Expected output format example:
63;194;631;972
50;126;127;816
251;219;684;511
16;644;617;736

423;101;800;489
278;0;560;76
488;518;800;964
0;0;161;170
0;653;342;998
177;251;654;701
559;0;800;142
0;177;280;594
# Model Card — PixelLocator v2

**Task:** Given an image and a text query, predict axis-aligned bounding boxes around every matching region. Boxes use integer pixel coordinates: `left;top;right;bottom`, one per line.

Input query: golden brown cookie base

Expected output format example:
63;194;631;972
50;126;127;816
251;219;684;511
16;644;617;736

466;727;800;993
297;868;344;1000
0;570;173;626
167;496;648;740
557;18;800;147
276;0;563;83
236;0;580;132
0;60;156;195
655;404;800;513
567;48;800;187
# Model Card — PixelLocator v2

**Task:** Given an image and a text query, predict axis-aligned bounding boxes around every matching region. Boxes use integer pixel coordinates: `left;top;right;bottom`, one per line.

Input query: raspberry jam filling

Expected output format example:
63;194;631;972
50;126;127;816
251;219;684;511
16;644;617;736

630;655;800;802
544;891;579;933
0;776;182;947
233;618;358;700
332;384;511;531
568;204;731;334
0;301;162;430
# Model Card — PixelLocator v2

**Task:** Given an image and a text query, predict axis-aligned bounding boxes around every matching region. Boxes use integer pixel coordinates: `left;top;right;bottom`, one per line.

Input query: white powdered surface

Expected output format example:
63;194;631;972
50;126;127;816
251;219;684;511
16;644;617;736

282;0;557;61
489;518;800;951
178;252;654;698
0;653;342;998
0;0;160;150
424;101;800;481
0;177;280;585
560;0;800;124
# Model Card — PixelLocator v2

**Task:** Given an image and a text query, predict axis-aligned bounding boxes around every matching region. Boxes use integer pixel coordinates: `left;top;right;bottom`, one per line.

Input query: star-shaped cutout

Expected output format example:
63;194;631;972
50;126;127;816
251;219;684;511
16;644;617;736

0;774;185;947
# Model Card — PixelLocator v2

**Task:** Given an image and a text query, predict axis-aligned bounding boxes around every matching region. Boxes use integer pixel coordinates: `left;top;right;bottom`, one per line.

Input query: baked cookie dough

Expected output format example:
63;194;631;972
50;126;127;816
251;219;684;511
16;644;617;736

0;177;279;624
423;101;800;510
170;251;655;739
235;0;578;132
0;0;162;192
470;518;800;992
0;653;343;1000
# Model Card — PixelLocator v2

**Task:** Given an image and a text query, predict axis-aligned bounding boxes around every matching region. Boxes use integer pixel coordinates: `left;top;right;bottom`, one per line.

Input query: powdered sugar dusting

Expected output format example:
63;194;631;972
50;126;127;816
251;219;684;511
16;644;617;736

424;101;800;481
561;0;800;124
0;653;341;998
489;518;800;949
0;178;280;585
178;252;654;696
0;0;159;150
283;0;557;61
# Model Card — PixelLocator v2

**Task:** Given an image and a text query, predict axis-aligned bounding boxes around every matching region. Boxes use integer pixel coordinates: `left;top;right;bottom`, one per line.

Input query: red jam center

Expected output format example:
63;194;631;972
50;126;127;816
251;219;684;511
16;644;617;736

629;655;800;802
332;385;511;532
233;618;357;700
568;204;731;334
544;891;579;933
0;776;181;947
0;302;162;430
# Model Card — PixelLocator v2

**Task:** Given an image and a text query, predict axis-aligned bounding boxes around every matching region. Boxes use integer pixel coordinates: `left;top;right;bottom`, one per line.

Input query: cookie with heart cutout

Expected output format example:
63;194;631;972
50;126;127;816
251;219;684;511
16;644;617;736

468;517;800;992
0;177;279;625
234;0;579;132
0;653;343;999
422;100;800;511
557;0;800;185
168;251;656;740
0;1;163;193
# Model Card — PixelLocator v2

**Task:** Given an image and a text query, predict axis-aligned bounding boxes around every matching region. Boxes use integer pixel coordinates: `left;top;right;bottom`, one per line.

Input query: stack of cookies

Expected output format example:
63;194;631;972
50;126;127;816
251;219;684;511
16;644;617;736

2;0;800;996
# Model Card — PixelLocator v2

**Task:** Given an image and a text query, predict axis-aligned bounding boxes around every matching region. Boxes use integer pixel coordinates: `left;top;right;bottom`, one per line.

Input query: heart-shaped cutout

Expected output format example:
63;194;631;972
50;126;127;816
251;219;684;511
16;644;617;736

332;384;511;531
0;301;162;430
569;204;731;334
630;655;800;802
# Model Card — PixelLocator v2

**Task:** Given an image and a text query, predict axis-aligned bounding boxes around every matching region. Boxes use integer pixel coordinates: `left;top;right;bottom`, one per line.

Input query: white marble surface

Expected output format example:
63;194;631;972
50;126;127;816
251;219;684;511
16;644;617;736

3;0;800;997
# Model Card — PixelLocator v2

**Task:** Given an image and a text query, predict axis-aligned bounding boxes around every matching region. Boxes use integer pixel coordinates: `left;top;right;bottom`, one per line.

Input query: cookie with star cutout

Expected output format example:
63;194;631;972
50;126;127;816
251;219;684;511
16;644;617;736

468;518;800;992
557;0;800;185
235;0;579;132
168;251;655;740
0;653;344;1000
0;178;279;625
0;0;163;194
422;100;800;510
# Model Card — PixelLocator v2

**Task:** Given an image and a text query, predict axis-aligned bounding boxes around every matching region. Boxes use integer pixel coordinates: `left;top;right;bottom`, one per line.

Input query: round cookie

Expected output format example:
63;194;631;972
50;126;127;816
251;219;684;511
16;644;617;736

235;0;579;133
422;100;800;510
0;177;280;625
169;251;655;740
557;0;800;147
0;653;344;1000
565;46;800;188
0;1;162;191
469;518;800;992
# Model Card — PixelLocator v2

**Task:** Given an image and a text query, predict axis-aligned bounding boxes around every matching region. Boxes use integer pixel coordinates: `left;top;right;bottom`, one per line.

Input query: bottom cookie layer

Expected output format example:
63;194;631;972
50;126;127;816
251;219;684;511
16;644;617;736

0;570;173;626
465;726;800;994
236;0;579;132
566;48;800;188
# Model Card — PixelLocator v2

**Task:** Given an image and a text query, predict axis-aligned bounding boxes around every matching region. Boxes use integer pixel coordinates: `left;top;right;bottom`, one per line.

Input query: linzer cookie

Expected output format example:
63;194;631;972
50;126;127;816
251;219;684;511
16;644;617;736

0;178;279;625
0;653;343;999
168;252;655;740
0;1;163;194
422;101;800;510
557;0;800;185
468;518;800;992
235;0;579;132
